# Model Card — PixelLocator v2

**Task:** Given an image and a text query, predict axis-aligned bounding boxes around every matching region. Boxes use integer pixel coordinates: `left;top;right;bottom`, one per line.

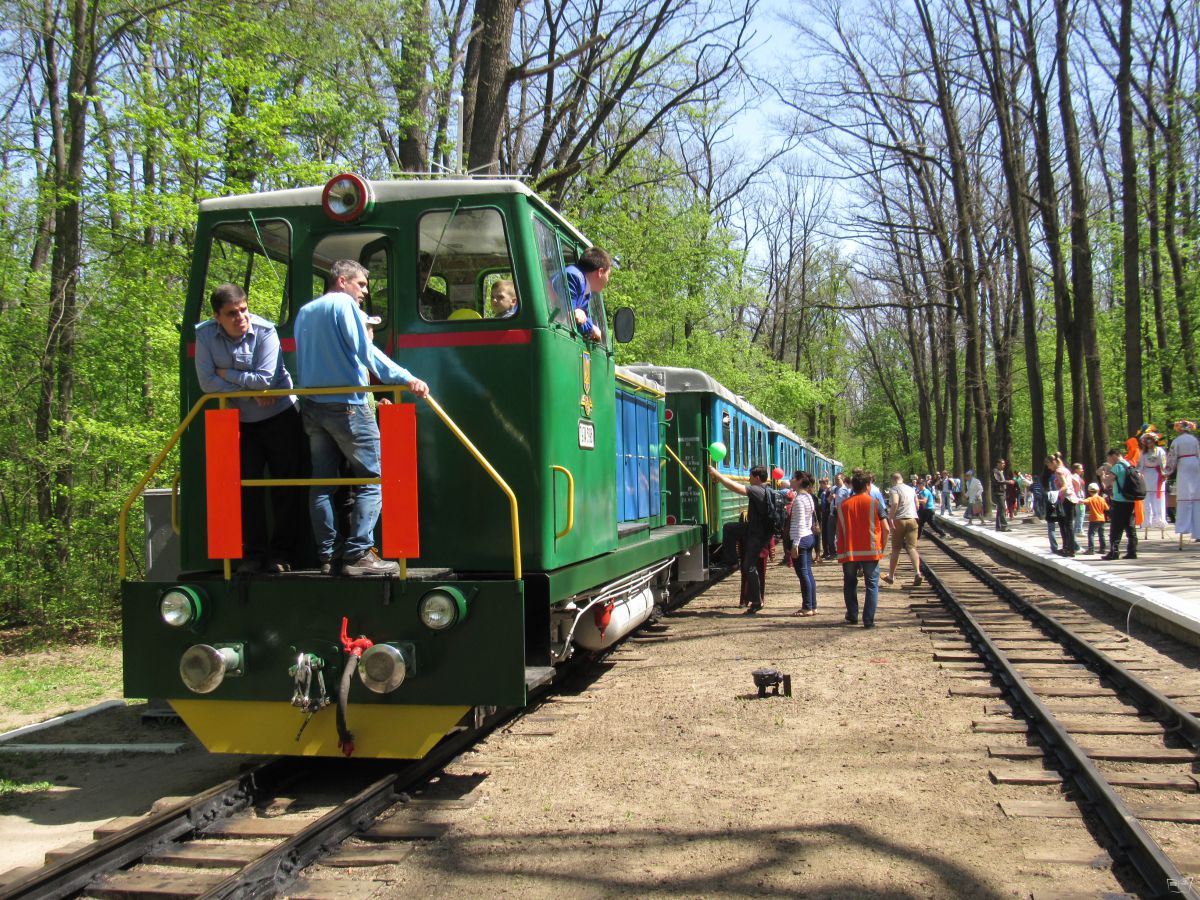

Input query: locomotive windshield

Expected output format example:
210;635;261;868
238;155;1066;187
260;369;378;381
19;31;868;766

203;219;291;324
418;207;515;323
312;231;390;326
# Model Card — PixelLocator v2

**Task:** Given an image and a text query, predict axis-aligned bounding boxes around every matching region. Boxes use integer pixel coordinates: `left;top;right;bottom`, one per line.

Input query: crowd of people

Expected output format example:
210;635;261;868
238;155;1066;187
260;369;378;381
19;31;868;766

938;425;1200;560
711;422;1200;628
710;466;928;630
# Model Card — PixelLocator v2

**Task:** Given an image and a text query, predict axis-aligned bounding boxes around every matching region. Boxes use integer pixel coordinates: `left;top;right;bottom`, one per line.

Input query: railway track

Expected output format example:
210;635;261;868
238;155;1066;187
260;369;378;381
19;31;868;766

921;524;1200;898
0;704;514;900
0;574;719;900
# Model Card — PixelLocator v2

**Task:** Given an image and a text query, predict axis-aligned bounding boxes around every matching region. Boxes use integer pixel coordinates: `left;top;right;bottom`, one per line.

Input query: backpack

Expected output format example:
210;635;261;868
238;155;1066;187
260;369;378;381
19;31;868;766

763;488;789;539
1121;464;1148;501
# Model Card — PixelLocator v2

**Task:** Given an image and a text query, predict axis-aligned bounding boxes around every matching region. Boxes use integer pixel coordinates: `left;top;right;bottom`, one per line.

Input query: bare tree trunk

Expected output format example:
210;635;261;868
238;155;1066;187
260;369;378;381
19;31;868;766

916;0;990;505
462;0;519;174
968;0;1047;468
1054;0;1108;460
1146;127;1173;397
37;0;98;562
1162;6;1197;392
1117;0;1144;432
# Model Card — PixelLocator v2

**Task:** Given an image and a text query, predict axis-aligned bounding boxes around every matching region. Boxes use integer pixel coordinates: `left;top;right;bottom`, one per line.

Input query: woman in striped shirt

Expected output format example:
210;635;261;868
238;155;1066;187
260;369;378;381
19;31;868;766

788;471;820;617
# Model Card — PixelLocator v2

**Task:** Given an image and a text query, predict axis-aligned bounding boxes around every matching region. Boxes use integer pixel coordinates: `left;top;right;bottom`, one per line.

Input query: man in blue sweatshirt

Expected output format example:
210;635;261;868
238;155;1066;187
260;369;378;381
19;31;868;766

295;259;430;576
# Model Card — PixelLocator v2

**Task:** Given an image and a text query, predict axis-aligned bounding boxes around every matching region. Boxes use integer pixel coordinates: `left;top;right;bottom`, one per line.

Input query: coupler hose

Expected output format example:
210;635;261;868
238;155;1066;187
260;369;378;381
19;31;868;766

336;654;358;757
336;616;374;758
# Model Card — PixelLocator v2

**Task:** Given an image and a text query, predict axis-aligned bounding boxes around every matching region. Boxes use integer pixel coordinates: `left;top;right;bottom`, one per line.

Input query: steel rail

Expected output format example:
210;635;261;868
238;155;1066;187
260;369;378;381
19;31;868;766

0;759;297;900
928;527;1200;749
3;574;695;899
922;541;1199;899
196;690;555;899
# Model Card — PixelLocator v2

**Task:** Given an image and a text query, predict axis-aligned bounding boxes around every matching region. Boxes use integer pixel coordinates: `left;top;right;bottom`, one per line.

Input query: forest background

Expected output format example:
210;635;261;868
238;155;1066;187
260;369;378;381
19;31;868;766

0;0;1195;635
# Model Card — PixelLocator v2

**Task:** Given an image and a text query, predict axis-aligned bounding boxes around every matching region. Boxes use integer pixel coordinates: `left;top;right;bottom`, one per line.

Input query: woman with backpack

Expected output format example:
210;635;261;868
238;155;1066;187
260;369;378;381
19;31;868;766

1103;446;1141;559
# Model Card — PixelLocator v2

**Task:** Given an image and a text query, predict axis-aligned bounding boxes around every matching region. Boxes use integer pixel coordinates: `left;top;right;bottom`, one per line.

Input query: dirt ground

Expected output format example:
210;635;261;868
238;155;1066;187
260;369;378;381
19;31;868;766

0;559;1134;896
0;706;251;875
337;560;1130;898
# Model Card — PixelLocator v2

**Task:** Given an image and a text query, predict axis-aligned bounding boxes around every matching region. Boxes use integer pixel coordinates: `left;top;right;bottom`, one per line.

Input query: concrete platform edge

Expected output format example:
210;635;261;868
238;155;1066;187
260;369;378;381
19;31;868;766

935;512;1200;650
0;699;127;743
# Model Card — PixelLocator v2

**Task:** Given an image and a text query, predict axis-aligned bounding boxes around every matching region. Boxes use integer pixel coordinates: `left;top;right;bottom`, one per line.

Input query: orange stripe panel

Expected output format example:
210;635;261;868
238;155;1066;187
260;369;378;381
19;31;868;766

380;402;419;559
205;409;243;559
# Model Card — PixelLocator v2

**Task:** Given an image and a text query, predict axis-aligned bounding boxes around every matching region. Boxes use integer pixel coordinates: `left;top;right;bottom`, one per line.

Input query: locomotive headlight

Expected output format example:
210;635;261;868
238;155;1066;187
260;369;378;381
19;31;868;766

179;643;244;694
160;586;203;628
321;172;374;222
418;587;468;631
358;644;408;694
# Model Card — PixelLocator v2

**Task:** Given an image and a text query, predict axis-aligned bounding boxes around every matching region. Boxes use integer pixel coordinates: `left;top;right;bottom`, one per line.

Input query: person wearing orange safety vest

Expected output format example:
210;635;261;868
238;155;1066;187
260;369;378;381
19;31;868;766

836;469;892;628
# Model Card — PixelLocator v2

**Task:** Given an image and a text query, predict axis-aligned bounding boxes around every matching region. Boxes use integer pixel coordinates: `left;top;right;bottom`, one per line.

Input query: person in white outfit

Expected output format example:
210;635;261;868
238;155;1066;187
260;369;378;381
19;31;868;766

1138;430;1169;536
963;470;984;525
1167;420;1200;545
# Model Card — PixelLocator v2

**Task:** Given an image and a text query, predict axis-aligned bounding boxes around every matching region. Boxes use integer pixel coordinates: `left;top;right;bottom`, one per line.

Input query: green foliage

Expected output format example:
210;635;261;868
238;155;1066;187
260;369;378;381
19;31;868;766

0;646;122;731
568;154;826;445
0;2;845;641
0;773;55;799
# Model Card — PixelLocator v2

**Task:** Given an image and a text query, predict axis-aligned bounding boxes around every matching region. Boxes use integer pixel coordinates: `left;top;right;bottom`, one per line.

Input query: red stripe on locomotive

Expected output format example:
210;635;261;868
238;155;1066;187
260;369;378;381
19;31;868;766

391;329;532;350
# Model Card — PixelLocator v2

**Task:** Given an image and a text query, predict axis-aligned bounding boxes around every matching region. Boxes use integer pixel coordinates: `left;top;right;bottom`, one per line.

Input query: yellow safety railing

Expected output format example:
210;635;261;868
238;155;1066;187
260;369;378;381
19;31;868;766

664;445;708;526
170;473;181;535
423;393;521;580
118;385;521;581
615;371;666;399
550;465;575;539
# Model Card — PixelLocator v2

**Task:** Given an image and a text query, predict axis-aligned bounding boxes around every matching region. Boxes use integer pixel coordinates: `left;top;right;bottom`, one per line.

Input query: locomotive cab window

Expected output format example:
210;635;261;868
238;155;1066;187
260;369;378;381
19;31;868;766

533;215;570;326
311;231;390;327
418;207;515;323
203;219;291;324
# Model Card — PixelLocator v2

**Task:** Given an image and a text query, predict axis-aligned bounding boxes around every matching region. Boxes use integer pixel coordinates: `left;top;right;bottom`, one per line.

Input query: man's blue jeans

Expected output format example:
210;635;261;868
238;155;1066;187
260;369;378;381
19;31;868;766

940;491;952;514
842;559;880;626
301;401;382;563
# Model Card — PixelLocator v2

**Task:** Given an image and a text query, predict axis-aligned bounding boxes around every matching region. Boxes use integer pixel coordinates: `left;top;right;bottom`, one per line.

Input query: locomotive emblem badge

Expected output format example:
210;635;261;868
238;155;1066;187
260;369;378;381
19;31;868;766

580;352;593;417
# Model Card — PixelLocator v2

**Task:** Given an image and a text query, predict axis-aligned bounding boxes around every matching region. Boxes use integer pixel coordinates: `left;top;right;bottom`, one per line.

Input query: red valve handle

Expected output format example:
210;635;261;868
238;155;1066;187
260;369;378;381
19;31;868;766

339;616;374;657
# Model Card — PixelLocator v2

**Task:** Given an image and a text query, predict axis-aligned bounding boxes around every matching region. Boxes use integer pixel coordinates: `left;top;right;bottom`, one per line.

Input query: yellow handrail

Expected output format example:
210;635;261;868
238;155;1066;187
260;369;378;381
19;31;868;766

422;394;521;580
170;473;181;535
664;444;708;526
118;385;521;581
614;371;665;399
550;465;575;539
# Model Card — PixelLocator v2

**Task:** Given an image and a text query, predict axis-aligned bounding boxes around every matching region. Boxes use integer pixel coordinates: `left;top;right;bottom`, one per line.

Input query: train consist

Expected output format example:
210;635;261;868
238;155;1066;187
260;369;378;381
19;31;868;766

119;176;842;759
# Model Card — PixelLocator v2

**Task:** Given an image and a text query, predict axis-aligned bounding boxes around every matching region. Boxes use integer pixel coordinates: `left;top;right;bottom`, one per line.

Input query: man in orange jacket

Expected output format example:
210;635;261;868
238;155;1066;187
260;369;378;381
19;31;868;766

837;469;892;628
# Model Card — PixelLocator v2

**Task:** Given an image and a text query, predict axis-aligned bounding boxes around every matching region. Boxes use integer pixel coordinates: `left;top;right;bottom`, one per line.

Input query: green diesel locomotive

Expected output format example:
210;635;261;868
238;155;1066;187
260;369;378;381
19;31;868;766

119;175;837;760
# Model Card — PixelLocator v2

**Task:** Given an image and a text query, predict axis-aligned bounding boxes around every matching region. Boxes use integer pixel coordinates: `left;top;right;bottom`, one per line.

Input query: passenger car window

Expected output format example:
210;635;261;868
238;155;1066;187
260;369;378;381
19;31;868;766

721;411;732;471
203;219;291;323
419;208;514;322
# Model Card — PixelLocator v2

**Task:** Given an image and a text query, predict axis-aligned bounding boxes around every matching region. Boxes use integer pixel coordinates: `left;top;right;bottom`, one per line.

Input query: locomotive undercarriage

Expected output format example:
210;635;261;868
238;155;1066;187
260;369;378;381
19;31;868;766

548;557;676;663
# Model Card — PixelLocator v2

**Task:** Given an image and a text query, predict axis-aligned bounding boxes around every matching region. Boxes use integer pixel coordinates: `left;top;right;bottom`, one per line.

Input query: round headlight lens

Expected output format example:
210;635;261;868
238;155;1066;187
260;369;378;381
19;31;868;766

321;173;374;222
160;587;202;628
359;644;407;694
179;644;241;694
419;587;467;631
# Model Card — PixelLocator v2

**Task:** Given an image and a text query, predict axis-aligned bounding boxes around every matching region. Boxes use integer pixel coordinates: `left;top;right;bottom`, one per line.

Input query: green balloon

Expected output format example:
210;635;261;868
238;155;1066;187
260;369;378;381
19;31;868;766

708;441;727;463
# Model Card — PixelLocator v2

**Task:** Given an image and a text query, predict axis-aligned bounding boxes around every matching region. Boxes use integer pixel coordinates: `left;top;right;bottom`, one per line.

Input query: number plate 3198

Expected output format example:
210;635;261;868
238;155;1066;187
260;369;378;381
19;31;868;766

578;419;595;450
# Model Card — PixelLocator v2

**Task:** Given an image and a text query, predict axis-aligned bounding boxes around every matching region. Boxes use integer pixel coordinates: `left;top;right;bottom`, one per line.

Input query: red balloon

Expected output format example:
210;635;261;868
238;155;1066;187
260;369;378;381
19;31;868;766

771;467;785;481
